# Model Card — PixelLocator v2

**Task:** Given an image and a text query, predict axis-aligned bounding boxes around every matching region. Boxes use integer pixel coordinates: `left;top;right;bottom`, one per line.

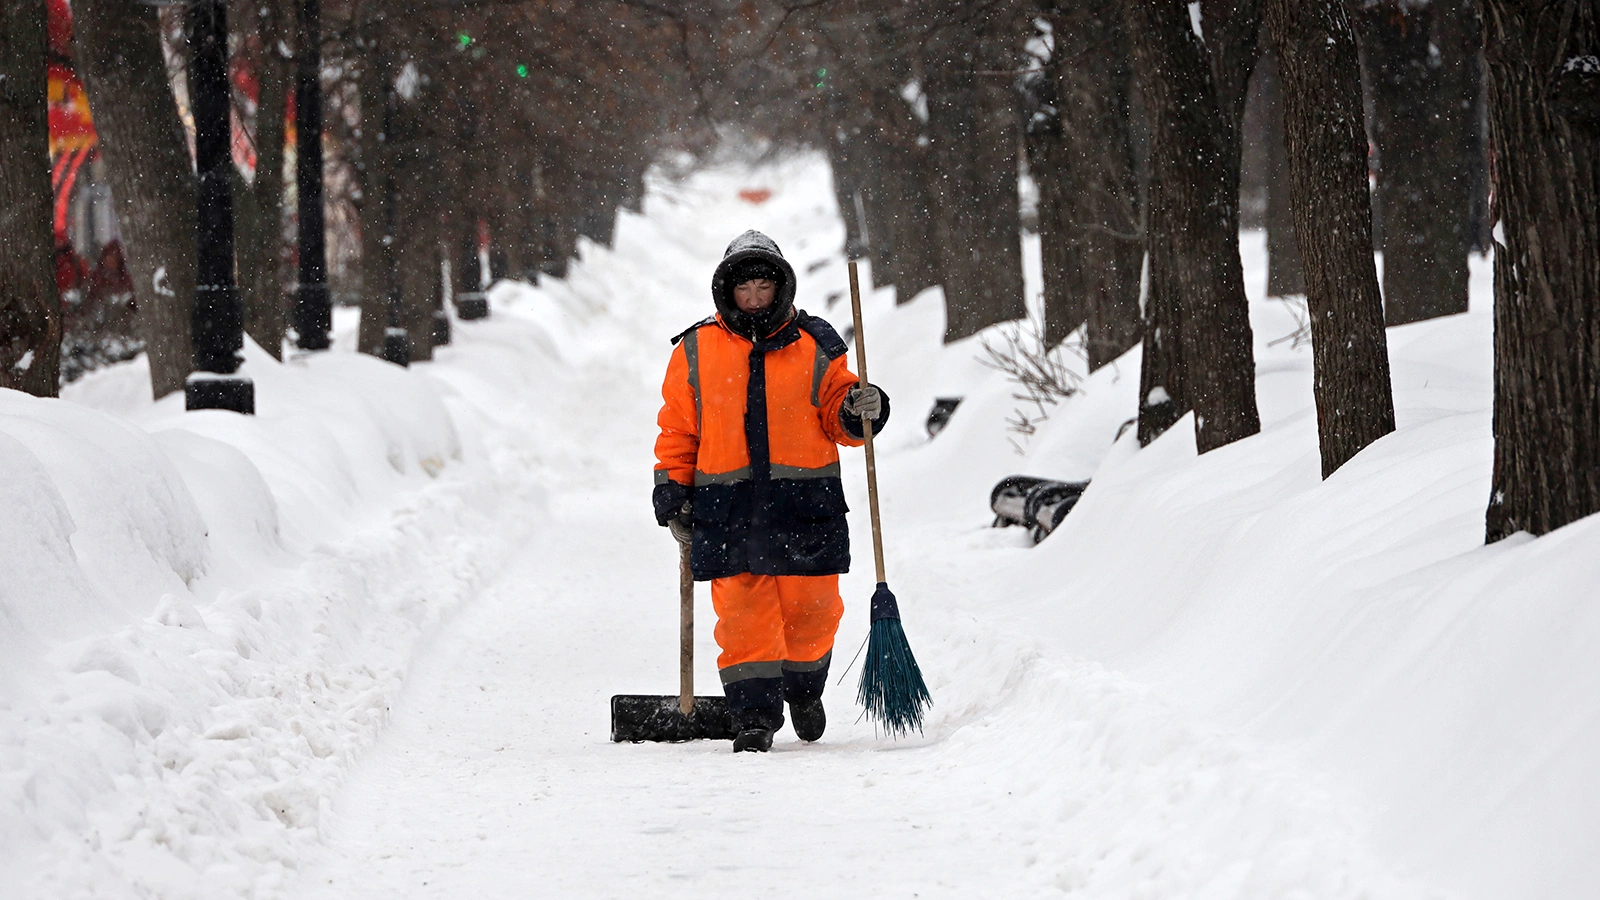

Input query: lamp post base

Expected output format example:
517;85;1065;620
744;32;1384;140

455;292;489;320
185;373;255;414
381;327;411;367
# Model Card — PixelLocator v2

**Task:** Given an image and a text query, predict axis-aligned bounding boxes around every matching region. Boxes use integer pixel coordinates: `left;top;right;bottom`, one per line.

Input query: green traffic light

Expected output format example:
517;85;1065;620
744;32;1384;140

458;32;471;47
517;64;529;77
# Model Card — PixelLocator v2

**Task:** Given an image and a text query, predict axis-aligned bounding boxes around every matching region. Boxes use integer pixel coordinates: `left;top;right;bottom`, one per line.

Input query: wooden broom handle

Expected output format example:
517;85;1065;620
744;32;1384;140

679;542;694;715
847;260;888;584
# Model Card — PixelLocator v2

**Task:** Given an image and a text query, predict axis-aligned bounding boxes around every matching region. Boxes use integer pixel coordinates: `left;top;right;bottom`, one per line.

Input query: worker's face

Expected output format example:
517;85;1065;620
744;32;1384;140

734;278;777;313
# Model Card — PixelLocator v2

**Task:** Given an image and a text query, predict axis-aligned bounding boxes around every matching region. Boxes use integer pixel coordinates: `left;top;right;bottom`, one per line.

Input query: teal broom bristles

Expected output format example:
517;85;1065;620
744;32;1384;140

857;582;930;737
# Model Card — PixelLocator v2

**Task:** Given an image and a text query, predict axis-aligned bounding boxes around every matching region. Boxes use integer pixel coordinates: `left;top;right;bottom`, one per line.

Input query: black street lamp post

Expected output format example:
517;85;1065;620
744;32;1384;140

292;0;331;351
185;0;253;414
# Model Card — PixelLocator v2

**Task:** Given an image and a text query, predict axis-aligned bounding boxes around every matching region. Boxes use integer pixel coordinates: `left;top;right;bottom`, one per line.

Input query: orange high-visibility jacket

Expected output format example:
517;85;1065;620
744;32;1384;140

655;311;883;580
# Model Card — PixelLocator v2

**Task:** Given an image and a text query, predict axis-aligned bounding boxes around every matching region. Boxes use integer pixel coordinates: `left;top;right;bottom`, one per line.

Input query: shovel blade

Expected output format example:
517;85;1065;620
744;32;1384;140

610;694;736;742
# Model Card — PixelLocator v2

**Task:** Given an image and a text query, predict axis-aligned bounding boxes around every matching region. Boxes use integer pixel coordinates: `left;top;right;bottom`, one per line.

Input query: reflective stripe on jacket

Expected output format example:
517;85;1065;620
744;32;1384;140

655;311;863;579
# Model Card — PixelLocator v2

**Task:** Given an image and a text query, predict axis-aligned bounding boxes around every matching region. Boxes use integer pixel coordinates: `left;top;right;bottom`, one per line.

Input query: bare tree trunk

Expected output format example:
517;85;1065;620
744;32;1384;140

236;0;291;359
0;0;61;396
540;158;579;279
400;217;436;361
1445;0;1492;255
1137;176;1191;445
1357;0;1472;326
868;85;942;303
73;0;195;398
922;20;1027;343
1127;0;1261;453
395;92;437;363
1482;0;1600;541
1258;50;1306;296
1037;0;1144;364
1072;3;1146;370
1239;62;1270;229
1201;0;1265;187
355;41;389;358
1266;0;1396;477
826;131;867;257
1023;49;1088;347
513;153;540;281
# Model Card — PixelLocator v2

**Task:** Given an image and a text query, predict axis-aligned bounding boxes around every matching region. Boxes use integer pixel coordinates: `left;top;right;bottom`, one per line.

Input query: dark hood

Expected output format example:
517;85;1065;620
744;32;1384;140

712;230;798;339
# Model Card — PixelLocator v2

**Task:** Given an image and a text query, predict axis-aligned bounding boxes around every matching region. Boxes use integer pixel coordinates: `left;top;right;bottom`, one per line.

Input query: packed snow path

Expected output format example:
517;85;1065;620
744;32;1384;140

292;161;1449;898
17;154;1597;898
296;322;1401;899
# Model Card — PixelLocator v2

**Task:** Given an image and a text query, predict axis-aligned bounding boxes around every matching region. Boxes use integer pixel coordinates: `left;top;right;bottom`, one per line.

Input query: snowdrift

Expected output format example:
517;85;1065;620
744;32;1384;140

667;154;1600;898
858;213;1600;900
2;150;1597;899
1;318;556;895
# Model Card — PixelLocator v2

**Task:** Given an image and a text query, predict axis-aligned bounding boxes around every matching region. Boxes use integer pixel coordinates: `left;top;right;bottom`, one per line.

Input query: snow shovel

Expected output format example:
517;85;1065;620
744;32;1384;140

610;542;736;742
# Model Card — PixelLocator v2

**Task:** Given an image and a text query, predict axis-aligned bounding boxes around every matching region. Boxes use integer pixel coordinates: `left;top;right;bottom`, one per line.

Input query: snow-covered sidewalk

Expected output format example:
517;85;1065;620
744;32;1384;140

292;320;1433;898
6;153;1598;899
292;161;1445;898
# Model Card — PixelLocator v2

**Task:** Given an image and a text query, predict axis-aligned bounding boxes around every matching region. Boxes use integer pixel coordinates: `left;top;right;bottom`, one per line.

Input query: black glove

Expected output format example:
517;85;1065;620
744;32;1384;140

839;382;891;439
653;480;691;526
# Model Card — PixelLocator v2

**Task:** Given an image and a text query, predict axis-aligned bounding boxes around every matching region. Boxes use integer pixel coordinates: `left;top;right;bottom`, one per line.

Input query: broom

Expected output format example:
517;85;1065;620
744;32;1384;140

847;258;931;737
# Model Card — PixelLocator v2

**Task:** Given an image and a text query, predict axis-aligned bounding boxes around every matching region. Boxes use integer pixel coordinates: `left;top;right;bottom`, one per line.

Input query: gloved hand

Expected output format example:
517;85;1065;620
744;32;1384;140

668;501;693;546
653;480;691;526
841;383;884;421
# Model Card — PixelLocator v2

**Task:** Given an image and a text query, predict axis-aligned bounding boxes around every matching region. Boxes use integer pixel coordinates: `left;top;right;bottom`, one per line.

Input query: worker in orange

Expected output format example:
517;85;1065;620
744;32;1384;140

654;230;890;753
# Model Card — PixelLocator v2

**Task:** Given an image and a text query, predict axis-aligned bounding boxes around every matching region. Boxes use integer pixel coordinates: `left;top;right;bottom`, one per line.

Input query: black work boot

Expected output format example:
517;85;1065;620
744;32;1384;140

724;676;783;753
732;728;774;752
783;654;831;743
789;696;825;742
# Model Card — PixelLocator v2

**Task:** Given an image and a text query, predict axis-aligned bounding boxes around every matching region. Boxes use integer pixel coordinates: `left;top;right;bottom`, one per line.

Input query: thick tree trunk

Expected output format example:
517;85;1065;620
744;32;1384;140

433;87;469;318
826;132;867;258
399;220;437;362
1137;177;1190;445
394;87;438;363
355;44;390;358
1127;0;1261;453
1023;53;1088;347
544;162;580;278
1201;0;1265;190
0;0;61;396
498;149;527;280
1357;1;1472;326
73;0;195;398
1039;0;1145;365
1257;51;1306;296
922;21;1027;343
455;221;482;297
1075;5;1146;370
867;86;942;303
236;0;291;359
1266;0;1397;478
1445;1;1492;255
1482;1;1600;541
1239;62;1270;230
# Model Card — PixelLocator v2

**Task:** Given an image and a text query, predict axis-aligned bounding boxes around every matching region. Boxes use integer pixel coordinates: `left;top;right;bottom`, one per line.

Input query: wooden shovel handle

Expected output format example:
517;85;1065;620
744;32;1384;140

679;541;694;715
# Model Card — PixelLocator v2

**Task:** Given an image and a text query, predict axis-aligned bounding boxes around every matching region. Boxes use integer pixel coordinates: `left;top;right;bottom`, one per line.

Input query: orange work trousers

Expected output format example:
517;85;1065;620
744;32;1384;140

711;573;844;685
